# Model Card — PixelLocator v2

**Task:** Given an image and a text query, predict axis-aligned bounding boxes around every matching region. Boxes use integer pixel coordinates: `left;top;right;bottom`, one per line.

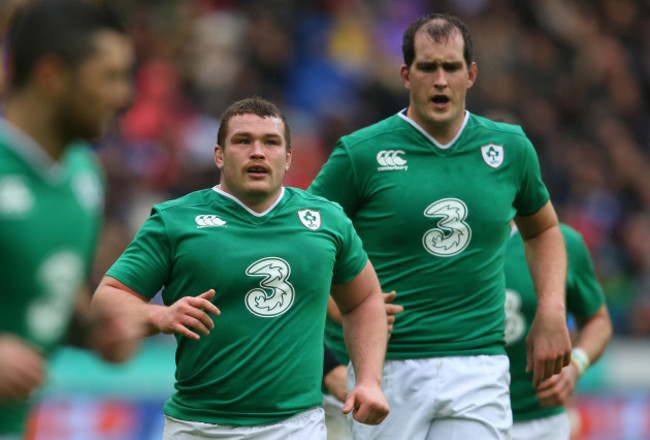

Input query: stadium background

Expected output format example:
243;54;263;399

1;0;649;438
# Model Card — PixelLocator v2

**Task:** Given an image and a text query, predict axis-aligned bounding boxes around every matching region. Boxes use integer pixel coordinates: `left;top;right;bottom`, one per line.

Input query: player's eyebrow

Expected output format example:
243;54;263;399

415;60;464;70
231;132;283;141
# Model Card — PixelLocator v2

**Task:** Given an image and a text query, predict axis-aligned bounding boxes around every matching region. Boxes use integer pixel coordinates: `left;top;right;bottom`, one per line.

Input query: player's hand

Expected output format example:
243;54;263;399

342;382;389;425
526;306;571;388
0;334;45;401
384;291;404;338
323;365;348;403
535;363;580;406
152;289;221;340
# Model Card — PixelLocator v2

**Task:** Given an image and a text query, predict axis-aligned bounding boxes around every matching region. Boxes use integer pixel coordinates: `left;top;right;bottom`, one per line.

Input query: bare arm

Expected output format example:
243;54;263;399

573;304;613;366
327;291;404;337
90;276;221;358
330;260;389;425
67;284;139;363
515;200;572;387
323;365;348;403
536;305;612;406
327;295;343;324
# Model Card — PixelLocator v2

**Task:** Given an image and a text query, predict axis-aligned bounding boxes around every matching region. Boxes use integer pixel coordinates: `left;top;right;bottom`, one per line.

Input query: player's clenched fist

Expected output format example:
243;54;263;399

342;382;390;425
150;289;221;340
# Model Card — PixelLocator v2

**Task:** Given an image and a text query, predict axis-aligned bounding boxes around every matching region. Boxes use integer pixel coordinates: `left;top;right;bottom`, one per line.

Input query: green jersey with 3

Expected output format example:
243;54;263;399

106;186;367;426
309;110;549;362
0;119;104;433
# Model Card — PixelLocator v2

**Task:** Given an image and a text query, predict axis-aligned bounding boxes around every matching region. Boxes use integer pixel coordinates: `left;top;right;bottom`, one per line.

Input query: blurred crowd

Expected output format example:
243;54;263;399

2;0;649;335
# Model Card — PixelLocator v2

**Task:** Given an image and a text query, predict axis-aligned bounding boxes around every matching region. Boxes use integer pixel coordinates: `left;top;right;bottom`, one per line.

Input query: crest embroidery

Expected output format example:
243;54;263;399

481;144;504;168
298;209;321;230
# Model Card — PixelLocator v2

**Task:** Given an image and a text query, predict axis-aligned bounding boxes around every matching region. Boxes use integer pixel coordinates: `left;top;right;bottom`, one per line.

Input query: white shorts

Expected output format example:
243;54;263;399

162;407;326;440
322;393;352;440
512;412;570;440
349;355;512;440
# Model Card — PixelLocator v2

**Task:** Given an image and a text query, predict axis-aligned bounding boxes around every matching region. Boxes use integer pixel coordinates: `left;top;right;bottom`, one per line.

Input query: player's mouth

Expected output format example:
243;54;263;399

246;164;269;178
431;94;450;109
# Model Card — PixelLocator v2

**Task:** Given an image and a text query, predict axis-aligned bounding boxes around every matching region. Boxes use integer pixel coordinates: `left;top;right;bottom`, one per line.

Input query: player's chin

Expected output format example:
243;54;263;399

244;179;275;193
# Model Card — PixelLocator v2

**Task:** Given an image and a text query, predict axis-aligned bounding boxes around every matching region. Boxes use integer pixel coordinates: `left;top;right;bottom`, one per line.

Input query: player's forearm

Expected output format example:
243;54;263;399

341;292;387;386
91;277;159;337
523;224;567;310
575;305;613;367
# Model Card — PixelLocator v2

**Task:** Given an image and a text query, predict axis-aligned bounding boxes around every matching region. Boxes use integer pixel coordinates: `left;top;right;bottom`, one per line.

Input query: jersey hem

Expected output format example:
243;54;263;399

385;344;506;359
512;406;566;422
163;404;315;427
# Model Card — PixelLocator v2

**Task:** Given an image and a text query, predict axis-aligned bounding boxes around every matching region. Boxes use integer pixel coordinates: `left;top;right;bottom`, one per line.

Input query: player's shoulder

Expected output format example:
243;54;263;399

0;141;16;173
153;188;215;214
467;113;528;139
63;142;103;174
339;113;406;151
284;187;347;214
0;129;25;174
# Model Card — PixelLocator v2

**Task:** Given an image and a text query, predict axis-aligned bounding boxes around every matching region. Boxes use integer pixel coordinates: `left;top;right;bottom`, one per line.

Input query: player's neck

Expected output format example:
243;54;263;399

406;107;465;146
216;184;284;215
5;94;67;162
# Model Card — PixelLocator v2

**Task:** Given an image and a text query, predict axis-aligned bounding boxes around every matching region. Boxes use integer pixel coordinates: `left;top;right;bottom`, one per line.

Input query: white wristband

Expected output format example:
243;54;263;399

571;347;590;377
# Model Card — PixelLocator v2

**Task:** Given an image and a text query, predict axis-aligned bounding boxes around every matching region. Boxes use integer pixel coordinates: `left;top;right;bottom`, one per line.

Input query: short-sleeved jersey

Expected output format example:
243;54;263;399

0;119;104;434
505;224;605;421
106;186;367;427
309;110;549;362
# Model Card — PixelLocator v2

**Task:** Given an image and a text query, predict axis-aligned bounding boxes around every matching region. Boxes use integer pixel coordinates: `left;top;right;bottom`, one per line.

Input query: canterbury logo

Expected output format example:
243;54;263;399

377;150;408;171
195;215;227;228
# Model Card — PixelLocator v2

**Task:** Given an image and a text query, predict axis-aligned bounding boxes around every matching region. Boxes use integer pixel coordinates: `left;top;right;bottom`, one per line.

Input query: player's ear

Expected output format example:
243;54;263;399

285;148;292;171
400;64;411;90
214;145;224;170
467;61;477;89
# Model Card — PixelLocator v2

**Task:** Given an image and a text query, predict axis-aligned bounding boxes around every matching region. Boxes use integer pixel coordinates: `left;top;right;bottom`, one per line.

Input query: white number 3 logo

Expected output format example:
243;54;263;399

245;257;295;317
422;198;472;257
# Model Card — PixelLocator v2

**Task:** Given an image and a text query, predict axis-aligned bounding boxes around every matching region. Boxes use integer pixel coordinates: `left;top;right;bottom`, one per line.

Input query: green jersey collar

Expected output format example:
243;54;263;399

397;109;469;150
212;185;285;217
0;117;65;182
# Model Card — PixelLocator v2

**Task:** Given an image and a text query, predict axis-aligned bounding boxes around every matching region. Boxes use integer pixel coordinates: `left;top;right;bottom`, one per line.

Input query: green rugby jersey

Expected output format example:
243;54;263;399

106;186;367;426
505;224;604;421
0;119;104;434
309;110;549;361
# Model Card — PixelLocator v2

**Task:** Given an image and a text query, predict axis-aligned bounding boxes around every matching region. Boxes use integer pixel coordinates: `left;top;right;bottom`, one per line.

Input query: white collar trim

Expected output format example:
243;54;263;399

212;185;285;217
0;117;64;181
398;109;469;150
510;224;519;238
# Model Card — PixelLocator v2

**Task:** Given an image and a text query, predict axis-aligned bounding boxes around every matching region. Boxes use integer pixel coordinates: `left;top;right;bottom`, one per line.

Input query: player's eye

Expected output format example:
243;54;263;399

443;63;463;72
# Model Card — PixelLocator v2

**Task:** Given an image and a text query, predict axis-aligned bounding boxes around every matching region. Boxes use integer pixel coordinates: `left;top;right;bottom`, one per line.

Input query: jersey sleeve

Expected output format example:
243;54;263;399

331;208;368;284
564;227;605;318
308;139;361;218
513;136;550;216
105;207;172;298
